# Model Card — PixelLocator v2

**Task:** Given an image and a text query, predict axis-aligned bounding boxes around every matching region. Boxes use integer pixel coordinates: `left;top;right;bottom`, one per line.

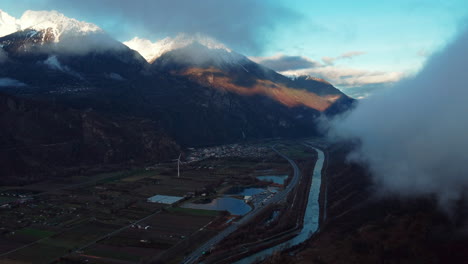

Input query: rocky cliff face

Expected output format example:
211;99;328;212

0;93;179;185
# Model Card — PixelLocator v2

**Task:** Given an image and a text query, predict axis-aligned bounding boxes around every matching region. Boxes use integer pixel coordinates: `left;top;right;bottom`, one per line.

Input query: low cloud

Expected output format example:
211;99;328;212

0;78;26;87
41;32;124;56
106;72;125;81
282;66;404;87
253;52;401;98
41;0;301;54
42;55;83;79
341;83;394;100
328;28;468;211
44;55;68;71
0;48;7;63
249;54;320;72
281;65;404;99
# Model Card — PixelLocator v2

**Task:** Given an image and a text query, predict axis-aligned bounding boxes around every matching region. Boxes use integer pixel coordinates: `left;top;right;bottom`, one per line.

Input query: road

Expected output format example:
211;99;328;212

182;146;301;264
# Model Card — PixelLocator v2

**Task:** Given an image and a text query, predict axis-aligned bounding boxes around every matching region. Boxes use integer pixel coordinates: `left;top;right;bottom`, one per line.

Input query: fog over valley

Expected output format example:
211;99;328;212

329;27;468;211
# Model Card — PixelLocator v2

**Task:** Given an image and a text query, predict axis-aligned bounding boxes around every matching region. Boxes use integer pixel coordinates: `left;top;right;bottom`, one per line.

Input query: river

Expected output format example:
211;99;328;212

234;147;325;264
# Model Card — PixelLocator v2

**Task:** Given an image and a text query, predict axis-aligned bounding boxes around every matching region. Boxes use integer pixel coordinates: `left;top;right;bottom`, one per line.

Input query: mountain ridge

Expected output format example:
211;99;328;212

0;9;355;148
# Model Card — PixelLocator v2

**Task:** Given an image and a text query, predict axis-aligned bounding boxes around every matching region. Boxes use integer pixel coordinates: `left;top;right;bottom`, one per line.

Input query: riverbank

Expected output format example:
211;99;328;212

232;147;325;264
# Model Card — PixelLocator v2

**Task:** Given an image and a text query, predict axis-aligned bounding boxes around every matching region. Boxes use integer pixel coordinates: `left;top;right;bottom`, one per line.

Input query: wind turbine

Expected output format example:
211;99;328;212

177;153;182;178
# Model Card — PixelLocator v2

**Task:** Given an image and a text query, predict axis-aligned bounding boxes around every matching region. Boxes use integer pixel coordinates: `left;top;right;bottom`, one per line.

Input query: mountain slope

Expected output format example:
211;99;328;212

0;92;179;185
149;37;353;113
0;11;354;147
0;10;147;84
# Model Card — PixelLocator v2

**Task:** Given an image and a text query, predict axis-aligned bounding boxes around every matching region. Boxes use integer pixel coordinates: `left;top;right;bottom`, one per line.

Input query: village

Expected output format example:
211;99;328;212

186;143;272;162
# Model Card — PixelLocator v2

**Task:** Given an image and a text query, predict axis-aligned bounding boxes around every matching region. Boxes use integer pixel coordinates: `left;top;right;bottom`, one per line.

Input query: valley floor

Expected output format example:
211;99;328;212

0;139;322;264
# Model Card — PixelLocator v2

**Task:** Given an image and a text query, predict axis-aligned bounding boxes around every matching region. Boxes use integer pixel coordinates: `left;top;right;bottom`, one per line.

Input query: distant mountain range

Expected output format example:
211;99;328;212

0;10;354;183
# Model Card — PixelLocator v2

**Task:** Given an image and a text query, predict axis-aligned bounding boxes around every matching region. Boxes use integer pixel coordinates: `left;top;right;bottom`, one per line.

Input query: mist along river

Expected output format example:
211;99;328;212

234;147;325;264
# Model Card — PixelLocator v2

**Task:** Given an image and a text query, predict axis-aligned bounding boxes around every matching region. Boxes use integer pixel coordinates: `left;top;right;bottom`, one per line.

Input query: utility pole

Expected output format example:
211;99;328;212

177;153;182;178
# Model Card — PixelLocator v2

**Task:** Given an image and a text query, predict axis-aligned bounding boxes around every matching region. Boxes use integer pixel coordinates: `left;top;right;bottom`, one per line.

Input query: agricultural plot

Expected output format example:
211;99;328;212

82;210;218;263
0;142;292;263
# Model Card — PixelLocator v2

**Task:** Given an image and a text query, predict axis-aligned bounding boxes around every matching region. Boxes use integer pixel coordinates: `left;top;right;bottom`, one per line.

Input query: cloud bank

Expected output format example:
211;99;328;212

43;0;300;54
282;66;404;88
253;52;404;98
329;29;468;209
250;54;320;72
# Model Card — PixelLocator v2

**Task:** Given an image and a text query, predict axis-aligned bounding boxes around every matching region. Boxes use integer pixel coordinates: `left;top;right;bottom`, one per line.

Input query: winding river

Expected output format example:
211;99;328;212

234;147;325;264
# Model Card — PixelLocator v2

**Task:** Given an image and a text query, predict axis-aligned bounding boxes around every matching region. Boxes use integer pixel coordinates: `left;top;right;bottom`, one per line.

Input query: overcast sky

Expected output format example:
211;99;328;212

2;0;468;98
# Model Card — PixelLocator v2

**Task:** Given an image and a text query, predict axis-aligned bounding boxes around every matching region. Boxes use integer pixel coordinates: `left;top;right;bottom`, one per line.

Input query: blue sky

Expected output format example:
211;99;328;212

2;0;468;97
271;1;467;70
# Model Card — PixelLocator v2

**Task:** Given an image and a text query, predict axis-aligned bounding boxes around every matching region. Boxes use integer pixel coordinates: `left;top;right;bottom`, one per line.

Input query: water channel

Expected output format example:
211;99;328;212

234;147;325;263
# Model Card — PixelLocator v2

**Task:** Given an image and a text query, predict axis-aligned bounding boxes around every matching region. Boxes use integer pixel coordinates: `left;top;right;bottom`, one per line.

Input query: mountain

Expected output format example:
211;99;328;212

0;10;148;94
0;11;354;147
147;35;353;114
0;92;180;185
124;34;231;64
142;37;354;144
0;10;102;43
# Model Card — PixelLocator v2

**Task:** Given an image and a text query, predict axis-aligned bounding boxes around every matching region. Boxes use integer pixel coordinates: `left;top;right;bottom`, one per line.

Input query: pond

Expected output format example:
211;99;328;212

225;186;266;196
181;197;252;215
226;186;279;196
256;175;288;185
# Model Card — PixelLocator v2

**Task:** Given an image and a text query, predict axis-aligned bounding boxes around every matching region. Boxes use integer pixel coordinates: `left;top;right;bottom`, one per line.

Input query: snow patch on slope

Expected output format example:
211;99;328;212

0;9;102;41
124;34;234;63
19;10;102;42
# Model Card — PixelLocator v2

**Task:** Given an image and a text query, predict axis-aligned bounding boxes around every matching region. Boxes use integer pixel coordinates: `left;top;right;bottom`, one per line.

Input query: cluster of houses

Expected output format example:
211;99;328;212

187;144;270;162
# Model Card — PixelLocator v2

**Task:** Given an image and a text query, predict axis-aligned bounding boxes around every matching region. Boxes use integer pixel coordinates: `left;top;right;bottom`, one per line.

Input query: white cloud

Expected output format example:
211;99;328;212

0;9;20;37
42;56;83;79
281;66;404;89
44;55;67;71
329;28;468;210
249;54;320;72
322;51;366;65
252;51;403;99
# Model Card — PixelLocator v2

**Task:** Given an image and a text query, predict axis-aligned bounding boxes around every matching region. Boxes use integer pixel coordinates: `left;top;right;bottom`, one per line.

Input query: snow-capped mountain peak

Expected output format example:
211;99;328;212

0;9;102;41
124;34;237;63
0;10;21;37
18;10;102;42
